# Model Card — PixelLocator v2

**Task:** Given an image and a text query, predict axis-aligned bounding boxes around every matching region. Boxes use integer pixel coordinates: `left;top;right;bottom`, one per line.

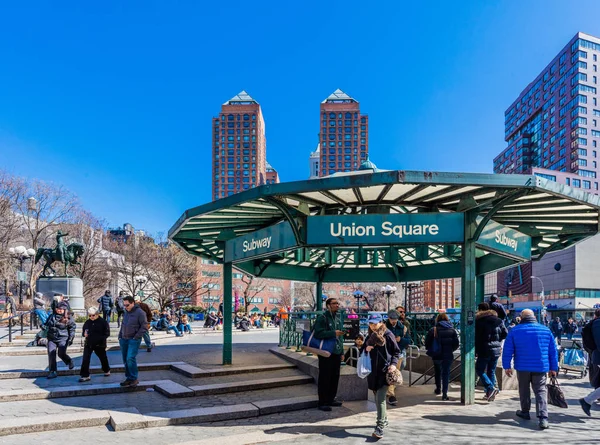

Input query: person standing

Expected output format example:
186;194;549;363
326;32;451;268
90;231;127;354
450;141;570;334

489;295;508;321
33;292;49;328
79;307;111;382
502;309;558;430
45;303;76;379
425;313;459;401
115;291;126;328
134;296;155;352
97;290;114;322
475;302;508;401
564;318;578;341
361;313;400;439
550;317;563;345
51;293;70;314
313;297;345;412
385;309;411;406
579;308;600;417
118;296;148;387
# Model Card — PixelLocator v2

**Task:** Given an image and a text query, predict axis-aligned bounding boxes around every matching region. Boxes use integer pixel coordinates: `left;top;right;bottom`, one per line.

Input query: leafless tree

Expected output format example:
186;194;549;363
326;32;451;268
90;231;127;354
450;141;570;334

103;234;150;301
0;172;25;293
351;282;404;312
292;282;316;310
240;272;267;314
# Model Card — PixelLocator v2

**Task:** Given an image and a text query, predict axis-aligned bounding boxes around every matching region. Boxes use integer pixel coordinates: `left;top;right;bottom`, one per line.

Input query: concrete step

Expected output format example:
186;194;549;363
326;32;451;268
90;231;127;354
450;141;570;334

0;409;111;437
0;344;122;356
0;361;186;379
189;375;313;396
170;362;296;378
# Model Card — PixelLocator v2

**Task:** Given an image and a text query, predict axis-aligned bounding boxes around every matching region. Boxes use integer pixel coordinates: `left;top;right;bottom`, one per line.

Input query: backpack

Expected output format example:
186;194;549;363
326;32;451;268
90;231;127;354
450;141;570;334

582;319;597;353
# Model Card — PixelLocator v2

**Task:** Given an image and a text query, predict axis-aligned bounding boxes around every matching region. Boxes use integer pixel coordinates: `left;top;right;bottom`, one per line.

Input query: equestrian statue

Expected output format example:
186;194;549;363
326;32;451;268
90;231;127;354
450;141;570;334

34;230;85;277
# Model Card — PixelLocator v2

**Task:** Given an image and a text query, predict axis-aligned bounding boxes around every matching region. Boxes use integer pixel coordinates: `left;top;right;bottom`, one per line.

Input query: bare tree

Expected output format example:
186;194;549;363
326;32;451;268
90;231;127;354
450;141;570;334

103;234;150;301
0;172;25;293
293;282;316;310
240;272;267;314
351;282;403;312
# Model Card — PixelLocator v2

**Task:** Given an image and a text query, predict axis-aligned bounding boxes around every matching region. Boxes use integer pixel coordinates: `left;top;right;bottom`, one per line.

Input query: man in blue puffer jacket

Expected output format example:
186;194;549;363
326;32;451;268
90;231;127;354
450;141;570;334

502;309;558;430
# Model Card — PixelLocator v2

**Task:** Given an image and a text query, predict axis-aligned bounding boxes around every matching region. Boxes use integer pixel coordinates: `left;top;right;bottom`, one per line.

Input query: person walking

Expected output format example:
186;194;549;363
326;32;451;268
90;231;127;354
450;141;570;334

79;307;111;382
425;313;459;401
475;302;508;401
44;303;76;379
134;296;155;352
564;318;578;341
313;297;345;412
550;317;563;345
118;296;148;387
97;290;114;322
361;313;400;439
489;295;508;321
51;293;70;314
579;308;600;417
115;291;126;328
385;309;411;406
502;309;558;429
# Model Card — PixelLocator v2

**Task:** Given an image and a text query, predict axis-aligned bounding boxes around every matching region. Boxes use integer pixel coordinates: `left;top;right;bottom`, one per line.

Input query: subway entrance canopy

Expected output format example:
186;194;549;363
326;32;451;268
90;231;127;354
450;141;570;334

169;168;600;404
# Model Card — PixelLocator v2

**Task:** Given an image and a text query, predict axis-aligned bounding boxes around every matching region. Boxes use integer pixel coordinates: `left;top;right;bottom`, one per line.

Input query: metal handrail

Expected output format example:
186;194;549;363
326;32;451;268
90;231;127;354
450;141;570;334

0;310;37;343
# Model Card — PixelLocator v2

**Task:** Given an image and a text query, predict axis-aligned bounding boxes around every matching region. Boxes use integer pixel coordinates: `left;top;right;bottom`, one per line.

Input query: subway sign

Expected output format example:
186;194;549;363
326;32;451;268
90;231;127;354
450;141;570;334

224;221;298;262
306;213;465;245
475;218;531;260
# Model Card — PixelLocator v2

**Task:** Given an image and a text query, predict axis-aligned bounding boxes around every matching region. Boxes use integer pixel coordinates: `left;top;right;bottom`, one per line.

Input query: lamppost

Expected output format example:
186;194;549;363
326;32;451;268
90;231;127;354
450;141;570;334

531;275;545;322
8;246;36;305
353;290;364;312
402;282;420;313
135;276;147;299
381;285;397;312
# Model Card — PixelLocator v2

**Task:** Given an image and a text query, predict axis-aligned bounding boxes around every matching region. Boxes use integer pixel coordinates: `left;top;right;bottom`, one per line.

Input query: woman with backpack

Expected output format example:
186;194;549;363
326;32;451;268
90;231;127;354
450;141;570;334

425;313;459;401
360;313;400;439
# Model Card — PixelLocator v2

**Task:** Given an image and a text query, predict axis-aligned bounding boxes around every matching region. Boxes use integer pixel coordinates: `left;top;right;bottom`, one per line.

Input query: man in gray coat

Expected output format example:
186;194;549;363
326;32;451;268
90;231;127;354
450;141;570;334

118;296;148;386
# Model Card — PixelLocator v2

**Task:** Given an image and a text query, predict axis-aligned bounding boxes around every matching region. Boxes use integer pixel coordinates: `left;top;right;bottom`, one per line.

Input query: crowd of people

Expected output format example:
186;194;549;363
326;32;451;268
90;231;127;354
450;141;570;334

308;295;600;439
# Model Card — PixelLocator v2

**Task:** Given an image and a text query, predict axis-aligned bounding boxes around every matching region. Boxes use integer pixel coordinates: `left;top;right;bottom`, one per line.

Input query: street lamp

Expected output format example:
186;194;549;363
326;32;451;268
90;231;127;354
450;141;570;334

135;276;147;298
8;246;36;305
381;285;397;312
531;275;545;322
353;290;365;312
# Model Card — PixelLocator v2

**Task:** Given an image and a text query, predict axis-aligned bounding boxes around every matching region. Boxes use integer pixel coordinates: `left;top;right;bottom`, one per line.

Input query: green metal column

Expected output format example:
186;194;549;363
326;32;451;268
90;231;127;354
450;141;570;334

223;261;233;365
460;210;477;405
316;281;323;311
476;275;485;305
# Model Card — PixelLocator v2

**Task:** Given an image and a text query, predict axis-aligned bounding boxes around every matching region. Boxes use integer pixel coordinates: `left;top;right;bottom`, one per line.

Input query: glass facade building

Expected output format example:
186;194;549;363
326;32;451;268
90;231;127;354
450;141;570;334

494;32;600;193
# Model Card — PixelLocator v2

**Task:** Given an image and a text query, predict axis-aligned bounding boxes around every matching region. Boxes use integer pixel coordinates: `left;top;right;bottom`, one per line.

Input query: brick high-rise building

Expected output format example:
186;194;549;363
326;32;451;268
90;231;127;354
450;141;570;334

212;91;268;201
494;32;600;192
318;89;369;177
423;279;455;312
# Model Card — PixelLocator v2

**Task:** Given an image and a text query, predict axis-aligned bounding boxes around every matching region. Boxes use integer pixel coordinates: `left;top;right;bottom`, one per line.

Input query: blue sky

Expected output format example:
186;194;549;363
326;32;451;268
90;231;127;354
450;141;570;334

1;1;600;235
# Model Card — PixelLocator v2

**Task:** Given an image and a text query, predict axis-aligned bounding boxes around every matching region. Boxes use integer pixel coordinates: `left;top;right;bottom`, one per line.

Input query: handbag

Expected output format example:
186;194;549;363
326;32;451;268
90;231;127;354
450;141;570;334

427;327;441;357
357;351;372;379
547;375;568;408
302;329;335;357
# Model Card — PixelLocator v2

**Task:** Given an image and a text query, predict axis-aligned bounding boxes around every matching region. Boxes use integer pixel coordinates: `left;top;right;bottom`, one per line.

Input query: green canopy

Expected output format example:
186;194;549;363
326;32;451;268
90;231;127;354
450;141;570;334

269;308;279;314
249;306;262;313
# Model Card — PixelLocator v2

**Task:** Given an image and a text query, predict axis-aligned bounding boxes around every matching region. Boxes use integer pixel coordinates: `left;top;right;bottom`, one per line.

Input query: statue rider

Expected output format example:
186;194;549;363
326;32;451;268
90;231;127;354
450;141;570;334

55;230;69;264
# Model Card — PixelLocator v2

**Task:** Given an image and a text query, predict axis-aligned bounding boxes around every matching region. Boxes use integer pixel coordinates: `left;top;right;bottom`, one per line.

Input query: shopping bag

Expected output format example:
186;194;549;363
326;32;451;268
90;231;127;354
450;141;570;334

302;330;335;357
547;376;568;408
564;349;586;367
357;351;372;379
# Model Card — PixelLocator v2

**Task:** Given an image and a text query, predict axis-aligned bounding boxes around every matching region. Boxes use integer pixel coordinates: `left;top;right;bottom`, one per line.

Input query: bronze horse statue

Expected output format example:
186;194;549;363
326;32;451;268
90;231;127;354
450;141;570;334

35;242;85;277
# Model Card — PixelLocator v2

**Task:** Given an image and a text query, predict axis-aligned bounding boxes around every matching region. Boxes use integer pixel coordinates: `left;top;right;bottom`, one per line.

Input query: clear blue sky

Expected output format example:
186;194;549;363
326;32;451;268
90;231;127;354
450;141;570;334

1;1;600;235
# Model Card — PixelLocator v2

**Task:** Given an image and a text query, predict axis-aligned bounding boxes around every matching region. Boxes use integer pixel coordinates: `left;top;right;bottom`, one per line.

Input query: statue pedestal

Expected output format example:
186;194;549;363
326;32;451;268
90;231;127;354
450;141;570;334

36;277;84;311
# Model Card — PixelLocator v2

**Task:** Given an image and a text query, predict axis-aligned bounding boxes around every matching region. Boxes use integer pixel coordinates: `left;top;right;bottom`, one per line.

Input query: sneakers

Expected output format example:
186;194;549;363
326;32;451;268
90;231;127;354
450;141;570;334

68;361;75;370
79;377;91;382
539;418;549;429
47;371;58;379
128;379;139;387
485;388;498;402
372;426;384;439
434;388;441;395
579;398;592;417
317;405;332;412
516;410;531;420
147;342;155;352
388;396;398;406
442;395;450;401
104;371;111;377
120;380;131;387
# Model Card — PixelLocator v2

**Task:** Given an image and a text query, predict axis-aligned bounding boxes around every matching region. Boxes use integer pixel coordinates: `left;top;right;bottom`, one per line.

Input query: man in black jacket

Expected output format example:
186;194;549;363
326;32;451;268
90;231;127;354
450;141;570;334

44;302;76;379
489;295;508;321
118;296;148;386
475;302;508;401
97;290;114;321
79;307;111;382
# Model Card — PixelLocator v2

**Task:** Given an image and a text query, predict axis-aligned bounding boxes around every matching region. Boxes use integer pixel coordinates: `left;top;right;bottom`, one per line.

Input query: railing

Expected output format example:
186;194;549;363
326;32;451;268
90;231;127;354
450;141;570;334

0;310;36;343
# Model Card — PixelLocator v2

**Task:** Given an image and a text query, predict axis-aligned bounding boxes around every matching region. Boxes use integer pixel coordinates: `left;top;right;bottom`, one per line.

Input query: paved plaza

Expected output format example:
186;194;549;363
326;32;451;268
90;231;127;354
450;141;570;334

0;325;598;444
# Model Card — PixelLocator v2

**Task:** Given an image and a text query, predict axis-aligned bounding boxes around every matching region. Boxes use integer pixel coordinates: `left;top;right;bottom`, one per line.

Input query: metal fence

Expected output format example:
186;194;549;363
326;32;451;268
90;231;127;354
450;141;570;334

0;310;36;342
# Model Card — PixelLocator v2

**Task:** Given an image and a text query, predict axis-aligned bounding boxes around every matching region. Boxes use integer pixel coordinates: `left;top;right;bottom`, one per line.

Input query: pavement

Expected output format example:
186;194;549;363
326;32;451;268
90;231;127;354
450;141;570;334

1;324;599;444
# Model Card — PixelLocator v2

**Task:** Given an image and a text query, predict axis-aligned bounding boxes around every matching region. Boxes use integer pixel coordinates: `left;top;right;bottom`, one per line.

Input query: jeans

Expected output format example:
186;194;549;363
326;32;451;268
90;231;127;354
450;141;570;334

117;311;124;328
102;309;111;321
433;359;453;396
119;338;142;381
517;371;548;419
47;340;72;372
167;326;182;336
374;386;388;428
567;333;573;340
80;343;110;377
475;356;499;392
142;331;152;348
317;353;341;406
181;323;192;333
